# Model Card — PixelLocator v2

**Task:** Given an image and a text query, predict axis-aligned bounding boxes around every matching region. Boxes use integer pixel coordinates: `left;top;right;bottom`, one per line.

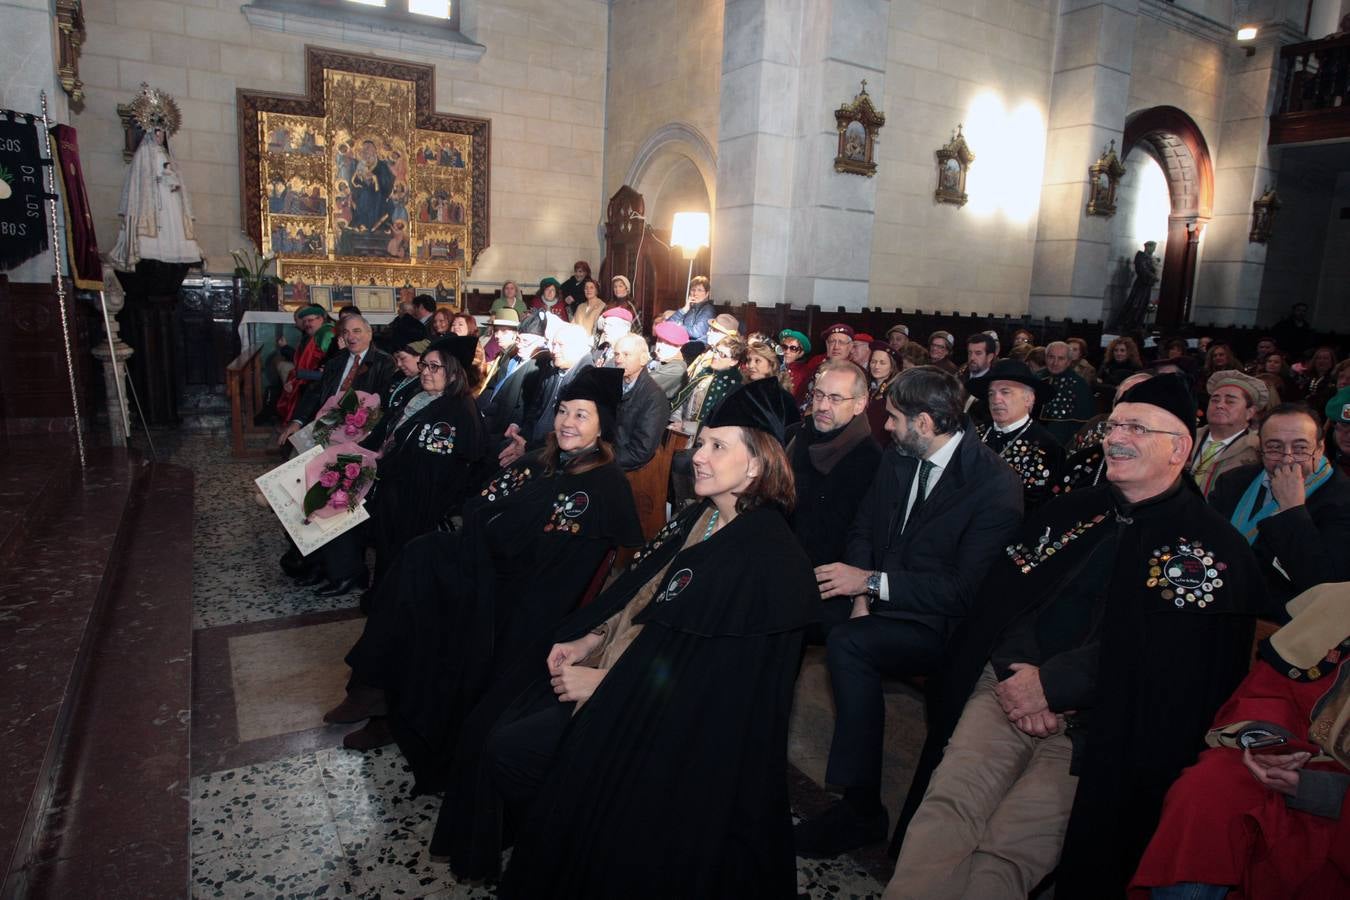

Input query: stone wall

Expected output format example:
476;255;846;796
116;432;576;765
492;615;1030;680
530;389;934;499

868;0;1058;315
71;0;609;290
603;0;722;223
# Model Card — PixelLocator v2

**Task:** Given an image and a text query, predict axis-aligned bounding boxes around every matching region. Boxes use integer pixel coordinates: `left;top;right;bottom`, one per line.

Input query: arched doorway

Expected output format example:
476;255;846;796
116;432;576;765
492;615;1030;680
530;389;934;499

1121;106;1214;327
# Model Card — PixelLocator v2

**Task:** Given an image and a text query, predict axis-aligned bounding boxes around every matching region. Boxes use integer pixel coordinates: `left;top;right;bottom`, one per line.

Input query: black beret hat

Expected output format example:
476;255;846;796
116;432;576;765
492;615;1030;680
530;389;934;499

428;334;478;374
519;311;547;336
558;365;623;442
704;377;801;446
1118;372;1197;438
980;358;1054;405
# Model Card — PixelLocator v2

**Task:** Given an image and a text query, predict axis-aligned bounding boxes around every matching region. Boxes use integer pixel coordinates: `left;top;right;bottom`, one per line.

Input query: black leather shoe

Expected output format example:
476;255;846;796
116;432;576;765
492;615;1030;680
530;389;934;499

793;799;888;858
295;569;327;587
317;576;366;597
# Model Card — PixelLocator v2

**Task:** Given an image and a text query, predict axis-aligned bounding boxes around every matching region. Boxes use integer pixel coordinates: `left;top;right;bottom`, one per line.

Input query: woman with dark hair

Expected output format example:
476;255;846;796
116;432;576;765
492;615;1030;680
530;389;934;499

364;336;487;592
324;366;644;782
1098;335;1143;386
436;378;818;898
866;342;902;441
447;311;478;337
559;260;592;308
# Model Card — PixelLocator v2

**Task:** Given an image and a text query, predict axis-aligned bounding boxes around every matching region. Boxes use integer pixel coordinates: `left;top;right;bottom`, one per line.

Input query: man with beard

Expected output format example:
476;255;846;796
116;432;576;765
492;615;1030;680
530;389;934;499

977;359;1063;509
788;360;883;568
888;374;1266;900
794;366;1023;857
963;333;999;425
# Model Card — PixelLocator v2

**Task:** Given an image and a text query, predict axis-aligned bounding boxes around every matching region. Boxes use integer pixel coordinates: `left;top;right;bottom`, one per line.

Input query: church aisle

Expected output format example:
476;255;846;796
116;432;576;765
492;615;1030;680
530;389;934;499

172;435;886;898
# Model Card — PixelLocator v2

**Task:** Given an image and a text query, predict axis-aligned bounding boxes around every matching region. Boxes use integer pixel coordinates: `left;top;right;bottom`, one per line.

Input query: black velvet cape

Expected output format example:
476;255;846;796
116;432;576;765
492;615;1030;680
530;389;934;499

345;449;642;790
894;482;1266;898
434;503;819;898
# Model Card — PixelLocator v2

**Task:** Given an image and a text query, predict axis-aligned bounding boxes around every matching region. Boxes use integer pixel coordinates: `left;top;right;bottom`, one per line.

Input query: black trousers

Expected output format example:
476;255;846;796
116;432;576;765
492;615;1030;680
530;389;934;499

319;525;369;584
823;613;946;788
486;693;576;813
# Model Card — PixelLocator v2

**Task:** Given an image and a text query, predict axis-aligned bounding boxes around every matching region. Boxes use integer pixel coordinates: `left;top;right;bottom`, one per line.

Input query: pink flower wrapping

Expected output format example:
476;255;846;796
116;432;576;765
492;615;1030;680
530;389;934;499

303;444;380;519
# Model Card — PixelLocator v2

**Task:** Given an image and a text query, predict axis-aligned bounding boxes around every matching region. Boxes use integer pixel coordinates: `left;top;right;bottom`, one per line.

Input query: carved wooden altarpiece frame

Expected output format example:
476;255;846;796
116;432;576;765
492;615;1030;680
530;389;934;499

833;81;885;176
237;47;490;300
934;125;974;207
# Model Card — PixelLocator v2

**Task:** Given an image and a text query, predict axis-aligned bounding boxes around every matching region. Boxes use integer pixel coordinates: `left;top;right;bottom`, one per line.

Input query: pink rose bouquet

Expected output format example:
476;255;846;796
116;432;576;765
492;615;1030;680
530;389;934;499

302;444;379;521
314;389;383;447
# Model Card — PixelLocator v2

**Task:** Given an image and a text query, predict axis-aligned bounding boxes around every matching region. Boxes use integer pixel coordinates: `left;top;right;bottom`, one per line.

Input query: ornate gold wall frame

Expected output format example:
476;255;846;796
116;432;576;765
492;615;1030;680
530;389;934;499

1085;140;1127;217
834;81;885;176
237;47;489;298
934;125;973;207
1249;186;1280;243
55;0;86;106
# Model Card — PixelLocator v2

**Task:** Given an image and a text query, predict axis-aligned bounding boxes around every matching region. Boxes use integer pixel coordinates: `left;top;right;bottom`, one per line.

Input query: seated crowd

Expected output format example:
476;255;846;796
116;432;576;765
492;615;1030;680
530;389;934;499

265;272;1350;899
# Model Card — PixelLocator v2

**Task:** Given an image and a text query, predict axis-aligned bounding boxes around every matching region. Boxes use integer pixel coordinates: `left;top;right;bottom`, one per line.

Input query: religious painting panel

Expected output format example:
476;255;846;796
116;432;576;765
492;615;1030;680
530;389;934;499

239;47;490;307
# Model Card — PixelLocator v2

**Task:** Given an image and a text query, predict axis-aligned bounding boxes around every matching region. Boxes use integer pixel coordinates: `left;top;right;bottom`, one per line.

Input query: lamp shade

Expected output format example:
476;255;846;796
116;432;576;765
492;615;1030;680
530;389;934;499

671;212;710;260
1236;25;1258;40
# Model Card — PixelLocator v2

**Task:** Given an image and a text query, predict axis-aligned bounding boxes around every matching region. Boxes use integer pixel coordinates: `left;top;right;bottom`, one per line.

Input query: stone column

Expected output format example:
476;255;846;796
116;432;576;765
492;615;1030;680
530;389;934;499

1028;0;1140;320
91;264;134;446
1191;32;1289;326
712;0;889;308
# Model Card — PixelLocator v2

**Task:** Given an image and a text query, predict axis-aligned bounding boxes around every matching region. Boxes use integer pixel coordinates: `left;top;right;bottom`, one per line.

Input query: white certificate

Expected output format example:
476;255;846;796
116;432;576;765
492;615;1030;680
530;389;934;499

255;445;370;556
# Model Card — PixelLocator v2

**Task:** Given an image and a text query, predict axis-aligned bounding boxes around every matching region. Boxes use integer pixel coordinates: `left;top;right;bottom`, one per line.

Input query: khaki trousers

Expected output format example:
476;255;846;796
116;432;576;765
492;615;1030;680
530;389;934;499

885;665;1078;900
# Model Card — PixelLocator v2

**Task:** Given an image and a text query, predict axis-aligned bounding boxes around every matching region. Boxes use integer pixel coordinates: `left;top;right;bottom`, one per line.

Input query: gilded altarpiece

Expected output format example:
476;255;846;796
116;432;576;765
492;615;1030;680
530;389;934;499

238;48;490;303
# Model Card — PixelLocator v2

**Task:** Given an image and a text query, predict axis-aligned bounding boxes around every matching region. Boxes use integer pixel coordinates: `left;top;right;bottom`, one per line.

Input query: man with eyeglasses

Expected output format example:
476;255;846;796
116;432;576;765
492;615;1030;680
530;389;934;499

889;374;1266;900
1209;402;1350;606
786;360;882;568
795;366;1023;858
797;323;857;414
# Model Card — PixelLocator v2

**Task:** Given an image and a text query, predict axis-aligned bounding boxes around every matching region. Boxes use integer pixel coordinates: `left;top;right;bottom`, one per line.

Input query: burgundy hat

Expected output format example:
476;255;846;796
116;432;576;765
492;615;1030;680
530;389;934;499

823;323;855;339
652;321;689;346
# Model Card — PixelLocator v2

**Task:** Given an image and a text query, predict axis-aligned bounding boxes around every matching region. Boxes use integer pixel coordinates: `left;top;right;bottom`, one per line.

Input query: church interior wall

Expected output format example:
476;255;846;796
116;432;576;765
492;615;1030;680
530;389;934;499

1313;173;1350;334
1106;148;1171;320
866;0;1059;316
71;0;610;290
602;0;722;235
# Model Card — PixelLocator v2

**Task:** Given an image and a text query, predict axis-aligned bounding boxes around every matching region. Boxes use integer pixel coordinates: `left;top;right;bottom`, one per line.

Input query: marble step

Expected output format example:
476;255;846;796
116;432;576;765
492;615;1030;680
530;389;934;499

0;447;148;894
20;462;195;898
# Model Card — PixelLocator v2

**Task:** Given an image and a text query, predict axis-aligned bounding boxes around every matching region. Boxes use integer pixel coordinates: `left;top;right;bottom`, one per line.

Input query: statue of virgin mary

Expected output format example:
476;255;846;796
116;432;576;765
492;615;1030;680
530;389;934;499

109;84;203;271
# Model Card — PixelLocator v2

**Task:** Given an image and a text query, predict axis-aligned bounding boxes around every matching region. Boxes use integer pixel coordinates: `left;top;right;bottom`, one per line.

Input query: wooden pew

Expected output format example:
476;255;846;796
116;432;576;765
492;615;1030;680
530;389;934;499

225;343;272;458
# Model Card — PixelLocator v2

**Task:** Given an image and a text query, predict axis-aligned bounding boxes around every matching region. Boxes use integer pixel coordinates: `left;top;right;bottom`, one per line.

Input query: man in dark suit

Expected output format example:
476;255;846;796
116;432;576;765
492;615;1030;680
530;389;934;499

376;293;434;353
611;333;671;471
279;314;398;443
1208;402;1350;610
478;312;549;454
795;365;1024;857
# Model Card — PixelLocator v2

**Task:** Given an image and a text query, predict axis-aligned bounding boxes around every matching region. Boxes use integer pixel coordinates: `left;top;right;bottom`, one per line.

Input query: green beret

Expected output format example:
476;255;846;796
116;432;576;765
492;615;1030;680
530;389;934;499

538;276;561;292
779;329;811;354
297;305;326;319
1327;386;1350;425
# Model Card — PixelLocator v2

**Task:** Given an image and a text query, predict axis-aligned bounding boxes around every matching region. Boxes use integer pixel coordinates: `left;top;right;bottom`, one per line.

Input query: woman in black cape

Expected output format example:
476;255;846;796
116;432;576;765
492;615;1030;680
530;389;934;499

364;335;486;591
325;366;642;788
434;378;818;899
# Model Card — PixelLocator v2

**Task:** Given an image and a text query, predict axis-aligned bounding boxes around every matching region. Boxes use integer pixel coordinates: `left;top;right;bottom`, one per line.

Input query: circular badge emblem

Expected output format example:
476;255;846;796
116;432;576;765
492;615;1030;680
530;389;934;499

657;568;694;603
560;491;589;518
1147;539;1226;609
1163;552;1207;590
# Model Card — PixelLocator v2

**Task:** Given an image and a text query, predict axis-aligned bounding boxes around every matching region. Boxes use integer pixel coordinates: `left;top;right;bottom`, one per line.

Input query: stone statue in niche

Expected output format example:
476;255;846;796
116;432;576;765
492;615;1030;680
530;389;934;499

109;83;202;271
1111;240;1160;330
834;81;885;176
934;125;974;207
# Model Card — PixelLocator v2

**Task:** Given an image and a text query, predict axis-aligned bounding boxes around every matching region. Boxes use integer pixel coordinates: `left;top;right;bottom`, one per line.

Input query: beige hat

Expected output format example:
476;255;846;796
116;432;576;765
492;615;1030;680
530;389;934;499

1205;369;1270;414
709;313;740;336
886;323;909;337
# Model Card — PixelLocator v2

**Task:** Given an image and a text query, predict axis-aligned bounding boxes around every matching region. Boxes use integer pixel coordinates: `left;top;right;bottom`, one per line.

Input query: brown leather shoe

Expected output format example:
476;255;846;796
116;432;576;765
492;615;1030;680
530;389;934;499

342;716;395;751
323;686;388;724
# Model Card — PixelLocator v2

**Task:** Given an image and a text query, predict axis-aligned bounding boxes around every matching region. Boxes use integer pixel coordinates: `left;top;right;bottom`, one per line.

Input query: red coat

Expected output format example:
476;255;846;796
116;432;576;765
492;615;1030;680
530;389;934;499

1131;659;1350;899
787;354;823;403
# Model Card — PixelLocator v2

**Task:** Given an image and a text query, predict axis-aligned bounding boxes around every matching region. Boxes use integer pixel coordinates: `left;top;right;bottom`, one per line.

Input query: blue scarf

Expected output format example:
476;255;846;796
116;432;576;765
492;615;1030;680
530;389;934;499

1229;457;1333;544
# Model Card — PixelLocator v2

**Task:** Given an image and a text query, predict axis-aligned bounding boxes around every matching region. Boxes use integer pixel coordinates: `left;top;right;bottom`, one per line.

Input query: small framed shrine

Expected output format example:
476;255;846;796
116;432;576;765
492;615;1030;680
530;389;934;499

237;47;490;305
934;125;974;207
834;81;885;176
1085;141;1127;217
1249;186;1280;243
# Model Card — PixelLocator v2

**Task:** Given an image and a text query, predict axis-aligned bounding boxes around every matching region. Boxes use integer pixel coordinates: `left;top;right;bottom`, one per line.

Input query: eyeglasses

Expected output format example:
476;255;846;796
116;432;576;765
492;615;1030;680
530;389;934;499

1102;420;1184;439
1261;445;1315;462
811;390;859;406
782;343;803;353
417;361;445;373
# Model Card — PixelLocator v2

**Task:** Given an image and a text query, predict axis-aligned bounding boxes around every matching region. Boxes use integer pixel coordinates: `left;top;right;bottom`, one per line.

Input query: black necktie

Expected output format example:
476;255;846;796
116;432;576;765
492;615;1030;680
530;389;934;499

904;459;935;532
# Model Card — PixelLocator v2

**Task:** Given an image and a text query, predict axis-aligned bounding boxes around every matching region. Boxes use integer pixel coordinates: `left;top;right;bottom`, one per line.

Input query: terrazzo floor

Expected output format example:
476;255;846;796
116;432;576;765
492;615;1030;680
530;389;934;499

167;432;921;898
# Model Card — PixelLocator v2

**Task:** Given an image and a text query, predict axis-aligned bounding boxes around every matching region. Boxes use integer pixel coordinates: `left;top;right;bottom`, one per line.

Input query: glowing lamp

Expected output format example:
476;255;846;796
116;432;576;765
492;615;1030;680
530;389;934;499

671;212;710;260
1236;26;1258;41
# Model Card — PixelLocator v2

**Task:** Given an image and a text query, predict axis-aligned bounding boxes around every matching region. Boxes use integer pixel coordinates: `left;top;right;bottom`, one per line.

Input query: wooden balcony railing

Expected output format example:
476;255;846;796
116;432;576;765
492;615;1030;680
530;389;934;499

1271;32;1350;144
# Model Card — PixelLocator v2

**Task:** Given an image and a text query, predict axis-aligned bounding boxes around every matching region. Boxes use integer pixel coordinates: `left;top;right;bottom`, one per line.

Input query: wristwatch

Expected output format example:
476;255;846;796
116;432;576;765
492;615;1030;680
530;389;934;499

865;571;882;598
